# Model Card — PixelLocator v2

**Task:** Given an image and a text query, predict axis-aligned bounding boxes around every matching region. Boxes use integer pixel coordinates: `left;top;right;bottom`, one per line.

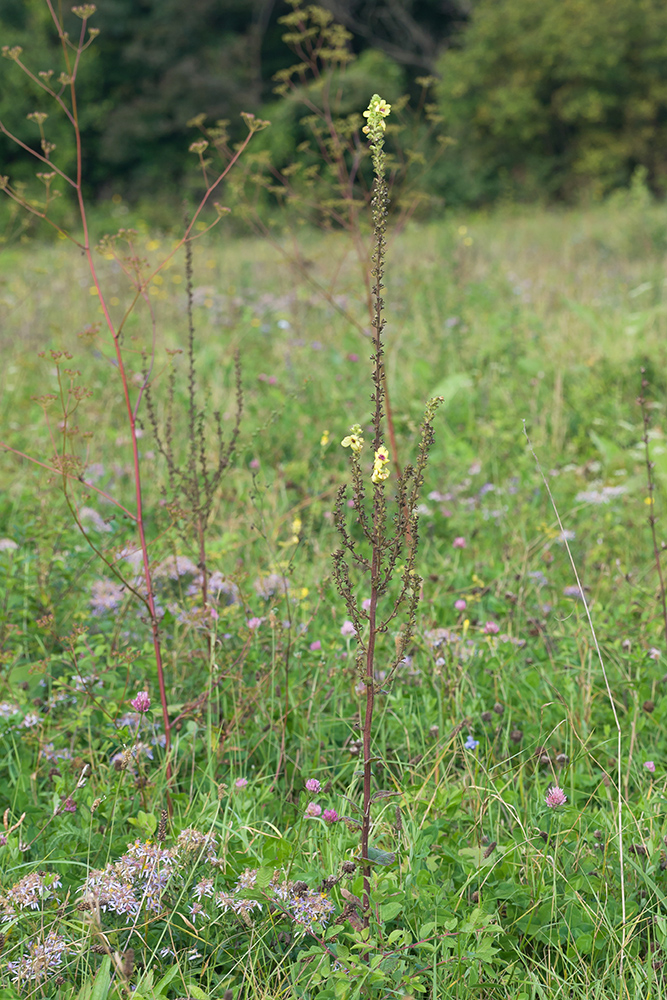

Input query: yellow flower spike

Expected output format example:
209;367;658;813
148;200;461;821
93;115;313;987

363;94;391;145
463;619;470;635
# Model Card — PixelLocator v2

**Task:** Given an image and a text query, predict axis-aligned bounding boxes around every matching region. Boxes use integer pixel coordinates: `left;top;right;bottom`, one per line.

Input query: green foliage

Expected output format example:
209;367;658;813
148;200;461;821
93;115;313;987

436;0;667;204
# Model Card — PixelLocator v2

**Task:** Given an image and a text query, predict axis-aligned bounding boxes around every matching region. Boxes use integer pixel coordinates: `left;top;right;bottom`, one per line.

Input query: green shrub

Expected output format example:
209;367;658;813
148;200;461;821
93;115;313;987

436;0;667;204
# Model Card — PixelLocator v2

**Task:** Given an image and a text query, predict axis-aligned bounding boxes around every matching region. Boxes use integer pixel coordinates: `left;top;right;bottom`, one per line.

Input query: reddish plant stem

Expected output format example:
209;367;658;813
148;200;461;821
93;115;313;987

361;563;378;916
639;369;667;646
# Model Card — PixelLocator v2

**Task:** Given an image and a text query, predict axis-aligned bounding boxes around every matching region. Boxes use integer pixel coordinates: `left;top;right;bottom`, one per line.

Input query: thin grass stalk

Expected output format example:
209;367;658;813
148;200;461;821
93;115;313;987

523;422;626;984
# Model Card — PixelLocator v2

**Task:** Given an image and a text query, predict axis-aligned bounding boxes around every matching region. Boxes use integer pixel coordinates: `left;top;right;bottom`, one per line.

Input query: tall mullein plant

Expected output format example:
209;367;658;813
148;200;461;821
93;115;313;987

333;95;443;925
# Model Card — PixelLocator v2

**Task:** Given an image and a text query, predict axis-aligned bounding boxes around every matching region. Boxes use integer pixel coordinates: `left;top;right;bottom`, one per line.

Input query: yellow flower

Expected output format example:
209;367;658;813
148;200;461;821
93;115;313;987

320;429;330;447
371;445;390;484
362;94;391;141
342;424;364;453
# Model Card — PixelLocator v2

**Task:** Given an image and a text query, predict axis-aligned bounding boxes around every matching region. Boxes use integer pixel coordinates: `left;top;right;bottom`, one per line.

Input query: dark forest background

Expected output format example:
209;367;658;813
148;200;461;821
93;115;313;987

1;0;667;208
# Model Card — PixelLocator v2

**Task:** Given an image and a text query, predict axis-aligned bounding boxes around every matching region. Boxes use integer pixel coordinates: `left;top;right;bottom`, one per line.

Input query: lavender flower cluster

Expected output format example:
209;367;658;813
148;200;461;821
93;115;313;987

2;870;63;912
79;838;178;918
193;867;336;931
6;930;68;985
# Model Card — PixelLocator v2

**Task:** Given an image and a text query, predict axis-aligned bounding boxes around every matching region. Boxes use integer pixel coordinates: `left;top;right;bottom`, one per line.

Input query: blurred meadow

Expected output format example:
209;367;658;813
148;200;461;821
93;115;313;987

3;1;667;998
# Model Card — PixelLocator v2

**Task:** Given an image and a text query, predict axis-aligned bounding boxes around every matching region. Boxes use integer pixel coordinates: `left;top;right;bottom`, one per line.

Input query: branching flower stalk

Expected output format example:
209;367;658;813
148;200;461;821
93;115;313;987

0;3;267;783
333;94;442;926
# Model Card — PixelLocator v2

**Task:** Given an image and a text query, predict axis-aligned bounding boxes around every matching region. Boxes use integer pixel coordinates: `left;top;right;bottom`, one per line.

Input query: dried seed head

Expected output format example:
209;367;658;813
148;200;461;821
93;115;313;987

341;860;356;875
157;809;167;843
121;948;134;979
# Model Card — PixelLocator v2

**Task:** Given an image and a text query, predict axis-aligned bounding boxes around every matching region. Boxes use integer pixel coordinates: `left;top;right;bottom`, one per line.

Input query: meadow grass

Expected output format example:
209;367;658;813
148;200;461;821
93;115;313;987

1;195;667;998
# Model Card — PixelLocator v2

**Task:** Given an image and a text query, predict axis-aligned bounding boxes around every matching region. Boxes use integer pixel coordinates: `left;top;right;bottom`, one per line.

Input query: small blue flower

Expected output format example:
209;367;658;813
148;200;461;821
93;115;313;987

465;735;479;750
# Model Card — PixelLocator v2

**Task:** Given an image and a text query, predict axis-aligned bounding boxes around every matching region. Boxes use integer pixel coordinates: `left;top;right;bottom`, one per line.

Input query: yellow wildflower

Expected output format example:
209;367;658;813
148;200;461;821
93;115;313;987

342;424;364;453
371;445;390;484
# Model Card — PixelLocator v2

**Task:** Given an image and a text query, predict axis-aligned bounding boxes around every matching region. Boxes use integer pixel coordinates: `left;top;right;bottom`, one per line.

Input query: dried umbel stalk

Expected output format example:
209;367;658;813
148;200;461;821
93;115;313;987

332;94;442;925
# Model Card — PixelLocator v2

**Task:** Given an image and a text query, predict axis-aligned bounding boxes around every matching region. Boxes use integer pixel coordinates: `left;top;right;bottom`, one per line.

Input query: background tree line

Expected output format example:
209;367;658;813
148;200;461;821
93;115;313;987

1;0;666;209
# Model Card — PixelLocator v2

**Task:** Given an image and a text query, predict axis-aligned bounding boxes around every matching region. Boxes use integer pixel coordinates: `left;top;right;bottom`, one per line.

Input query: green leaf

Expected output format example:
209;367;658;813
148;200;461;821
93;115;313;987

74;980;93;1000
154;965;181;996
184;987;209;1000
90;956;111;1000
365;846;396;866
380;900;403;921
255;866;275;889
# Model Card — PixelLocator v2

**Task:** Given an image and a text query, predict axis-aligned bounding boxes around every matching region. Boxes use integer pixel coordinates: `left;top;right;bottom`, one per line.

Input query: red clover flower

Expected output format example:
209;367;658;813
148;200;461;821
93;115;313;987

545;786;567;808
130;690;151;713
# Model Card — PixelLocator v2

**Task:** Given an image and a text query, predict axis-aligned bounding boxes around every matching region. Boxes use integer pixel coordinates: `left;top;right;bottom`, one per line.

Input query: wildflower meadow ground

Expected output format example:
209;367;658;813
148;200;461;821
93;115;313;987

2;194;667;998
